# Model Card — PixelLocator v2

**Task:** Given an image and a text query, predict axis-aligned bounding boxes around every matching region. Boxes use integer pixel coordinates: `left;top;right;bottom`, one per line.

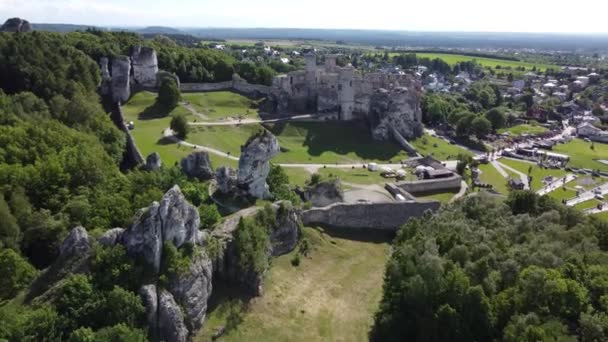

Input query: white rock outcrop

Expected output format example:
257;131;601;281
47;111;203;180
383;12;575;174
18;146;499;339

237;130;280;199
121;185;200;274
369;87;423;141
131;45;159;87
146;152;162;171
111;56;131;104
215;166;238;194
180;152;213;180
158;289;189;342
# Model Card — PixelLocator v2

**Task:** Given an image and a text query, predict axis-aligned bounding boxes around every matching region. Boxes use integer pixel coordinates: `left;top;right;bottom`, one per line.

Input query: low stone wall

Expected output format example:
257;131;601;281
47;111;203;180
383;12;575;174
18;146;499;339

181;81;233;92
397;174;462;194
302;201;440;231
180;78;272;97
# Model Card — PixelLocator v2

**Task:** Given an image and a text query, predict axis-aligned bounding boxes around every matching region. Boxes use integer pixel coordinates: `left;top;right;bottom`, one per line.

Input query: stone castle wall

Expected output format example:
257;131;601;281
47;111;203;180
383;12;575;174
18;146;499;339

397;174;462;194
180;78;272;97
301;201;440;231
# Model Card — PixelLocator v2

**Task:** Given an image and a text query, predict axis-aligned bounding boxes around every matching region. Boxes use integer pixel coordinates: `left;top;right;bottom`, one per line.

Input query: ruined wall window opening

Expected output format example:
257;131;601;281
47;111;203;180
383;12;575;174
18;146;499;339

349;80;353;87
290;77;293;85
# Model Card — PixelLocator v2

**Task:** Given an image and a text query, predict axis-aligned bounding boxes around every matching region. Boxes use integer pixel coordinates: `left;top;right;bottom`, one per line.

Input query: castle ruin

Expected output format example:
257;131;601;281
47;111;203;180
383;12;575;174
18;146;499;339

268;53;424;141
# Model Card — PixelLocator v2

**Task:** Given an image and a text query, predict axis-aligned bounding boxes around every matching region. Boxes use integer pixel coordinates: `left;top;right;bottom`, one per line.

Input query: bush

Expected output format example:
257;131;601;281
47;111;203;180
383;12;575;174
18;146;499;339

234;217;270;273
291;254;301;267
199;203;221;229
170;113;189;139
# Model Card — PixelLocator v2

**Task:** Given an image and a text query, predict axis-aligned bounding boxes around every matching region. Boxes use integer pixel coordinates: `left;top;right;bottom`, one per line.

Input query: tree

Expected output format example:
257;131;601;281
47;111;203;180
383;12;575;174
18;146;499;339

98;286;145;328
0;249;37;299
485;108;507;130
456;113;477;137
170;113;189;139
0;195;20;250
199;204;221;229
471;116;492;139
157;78;180;109
506;190;538;215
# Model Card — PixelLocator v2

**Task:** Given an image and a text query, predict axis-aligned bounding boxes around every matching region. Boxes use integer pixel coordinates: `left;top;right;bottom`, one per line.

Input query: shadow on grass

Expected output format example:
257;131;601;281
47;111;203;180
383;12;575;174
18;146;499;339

265;121;405;162
204;280;253;338
309;225;394;244
138;102;172;120
157;136;177;145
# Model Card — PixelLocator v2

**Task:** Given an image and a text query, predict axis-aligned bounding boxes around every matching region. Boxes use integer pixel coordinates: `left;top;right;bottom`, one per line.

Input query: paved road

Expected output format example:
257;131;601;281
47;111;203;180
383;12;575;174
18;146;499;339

536;174;577;196
566;183;608;207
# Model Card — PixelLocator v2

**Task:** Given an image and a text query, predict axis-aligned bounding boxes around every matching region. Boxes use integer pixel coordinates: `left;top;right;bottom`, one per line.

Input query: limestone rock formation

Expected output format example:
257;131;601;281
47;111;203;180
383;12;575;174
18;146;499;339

237;130;280;199
302;179;345;207
131;46;159;87
181;151;214;181
140;284;159;340
369;87;423;141
158;290;189;342
215;166;238;194
146;152;162;171
1;18;33;32
60;226;91;257
269;203;300;256
121;185;200;274
169;252;213;332
26;226;91;301
99;57;111;96
111;56;131;104
98;228;125;247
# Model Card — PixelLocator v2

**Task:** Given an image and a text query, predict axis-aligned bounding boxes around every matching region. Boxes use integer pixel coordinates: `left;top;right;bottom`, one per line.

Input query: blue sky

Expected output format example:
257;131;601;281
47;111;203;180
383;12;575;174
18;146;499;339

1;0;607;33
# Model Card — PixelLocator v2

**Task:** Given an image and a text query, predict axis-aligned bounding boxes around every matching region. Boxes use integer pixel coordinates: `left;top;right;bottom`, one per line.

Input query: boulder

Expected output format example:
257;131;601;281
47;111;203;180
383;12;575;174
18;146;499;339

1;18;32;32
181;152;214;181
60;226;90;258
140;284;159;340
369;87;423;141
158;290;189;342
98;228;125;247
131;46;159;87
111;56;131;104
121;185;200;273
169;252;213;332
303;179;344;207
237;130;280;199
146;152;162;171
270;203;300;256
215;166;238;194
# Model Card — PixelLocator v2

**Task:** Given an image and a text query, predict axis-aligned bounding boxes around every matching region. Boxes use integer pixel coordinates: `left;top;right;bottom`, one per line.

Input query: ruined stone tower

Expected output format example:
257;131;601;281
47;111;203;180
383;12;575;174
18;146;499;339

338;67;355;121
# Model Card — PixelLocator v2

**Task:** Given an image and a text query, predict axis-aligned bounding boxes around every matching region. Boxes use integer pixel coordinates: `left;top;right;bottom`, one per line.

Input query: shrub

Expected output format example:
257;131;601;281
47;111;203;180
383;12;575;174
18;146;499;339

170;113;189;139
157;78;180;109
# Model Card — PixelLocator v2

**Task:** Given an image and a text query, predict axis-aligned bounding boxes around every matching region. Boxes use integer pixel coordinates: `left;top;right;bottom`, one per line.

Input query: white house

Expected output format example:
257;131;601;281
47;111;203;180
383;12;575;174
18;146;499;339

577;122;602;137
576;76;590;88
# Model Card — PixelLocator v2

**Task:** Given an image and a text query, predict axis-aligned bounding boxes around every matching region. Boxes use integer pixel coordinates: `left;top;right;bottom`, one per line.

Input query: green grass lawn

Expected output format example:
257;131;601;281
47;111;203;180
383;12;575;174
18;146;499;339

500;158;566;191
281;166;313;187
386;52;555;73
477;163;510;195
181;91;259;121
548;187;577;201
497;124;548;137
415;190;459;203
196;226;390;341
554;139;608;172
123;91;237;167
316;167;396;185
188;122;409;164
575;199;602;211
410;134;472;161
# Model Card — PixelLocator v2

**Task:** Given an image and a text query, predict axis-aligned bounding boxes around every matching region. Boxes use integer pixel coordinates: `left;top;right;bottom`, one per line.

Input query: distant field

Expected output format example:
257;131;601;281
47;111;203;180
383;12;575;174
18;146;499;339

197;226;390;341
386;52;555;72
498;124;548;137
554;139;608;172
410;134;472;161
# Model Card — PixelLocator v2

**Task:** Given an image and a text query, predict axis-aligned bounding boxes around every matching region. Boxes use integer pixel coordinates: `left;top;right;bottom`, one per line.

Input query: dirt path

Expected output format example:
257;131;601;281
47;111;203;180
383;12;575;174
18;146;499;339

181;102;210;120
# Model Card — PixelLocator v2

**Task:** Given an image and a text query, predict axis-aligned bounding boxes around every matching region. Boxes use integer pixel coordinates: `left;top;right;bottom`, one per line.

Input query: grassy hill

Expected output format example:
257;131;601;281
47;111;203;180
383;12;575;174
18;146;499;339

196;226;390;341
